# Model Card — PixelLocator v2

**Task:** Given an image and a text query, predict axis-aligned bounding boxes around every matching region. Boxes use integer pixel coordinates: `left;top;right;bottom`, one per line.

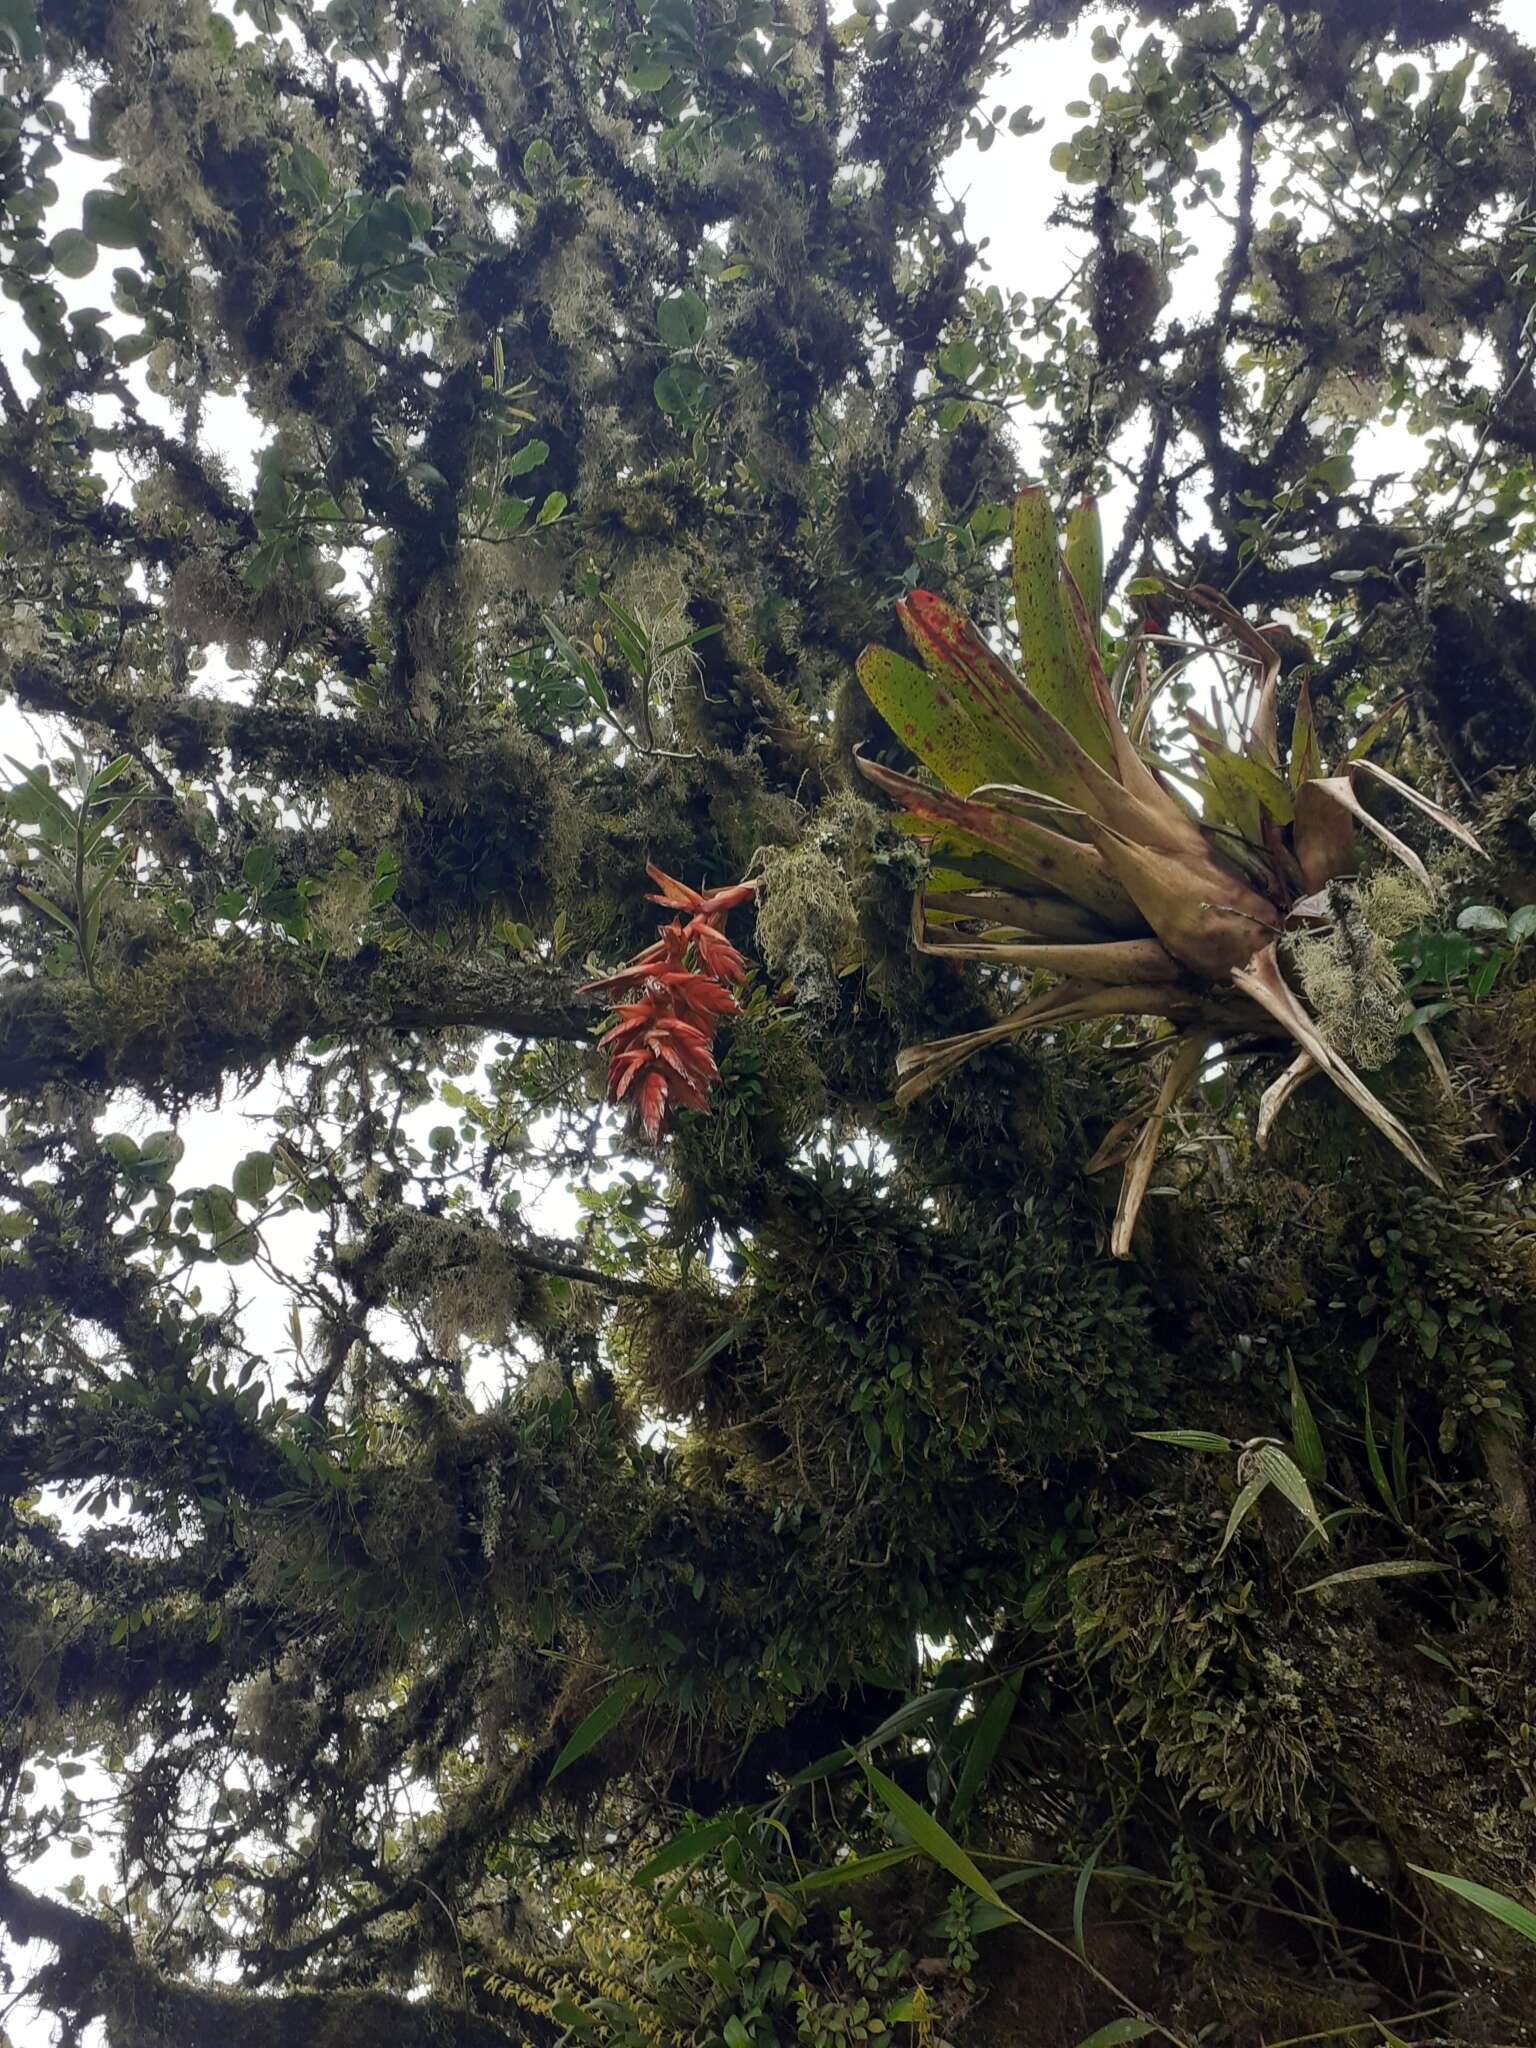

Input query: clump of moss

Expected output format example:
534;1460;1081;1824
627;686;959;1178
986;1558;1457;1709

752;802;862;1018
367;1212;552;1353
309;862;374;957
1072;1509;1338;1833
1287;873;1434;1070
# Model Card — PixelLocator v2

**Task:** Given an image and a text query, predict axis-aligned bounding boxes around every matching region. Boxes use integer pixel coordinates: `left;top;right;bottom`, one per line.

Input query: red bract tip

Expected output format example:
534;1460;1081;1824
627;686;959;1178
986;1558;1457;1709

685;915;750;985
645;862;759;920
595;864;756;1139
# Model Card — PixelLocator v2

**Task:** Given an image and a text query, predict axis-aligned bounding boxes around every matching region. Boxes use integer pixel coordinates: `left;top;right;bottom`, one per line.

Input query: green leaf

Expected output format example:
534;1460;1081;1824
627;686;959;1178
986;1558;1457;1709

0;0;40;59
82;189;149;249
548;1674;645;1784
864;1763;1013;1919
536;490;567;525
505;438;549;478
1251;1444;1328;1545
1011;487;1114;769
938;336;981;382
49;230;97;279
1136;1430;1231;1452
855;644;1027;798
523;138;557;179
1064;495;1104;629
951;1671;1021;1822
1072;1836;1104;1958
791;1846;917;1893
242;847;278;889
1287;1360;1326;1484
1507;904;1536;944
635;1812;738;1886
625;59;673;91
1072;2025;1157;2048
1214;1471;1270;1560
283;144;330;210
1402;999;1457;1032
654;361;708;420
1390;1398;1409;1509
1300;1561;1450;1595
657;289;708;349
17;885;79;939
1410;1867;1536;1948
861;1687;960;1751
1362;1388;1401;1519
232;1153;276;1206
1455;903;1506;933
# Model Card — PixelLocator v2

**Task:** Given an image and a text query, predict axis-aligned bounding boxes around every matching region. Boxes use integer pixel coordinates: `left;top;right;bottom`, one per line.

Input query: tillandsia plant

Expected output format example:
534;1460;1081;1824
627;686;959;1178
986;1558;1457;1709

855;487;1483;1254
583;866;758;1140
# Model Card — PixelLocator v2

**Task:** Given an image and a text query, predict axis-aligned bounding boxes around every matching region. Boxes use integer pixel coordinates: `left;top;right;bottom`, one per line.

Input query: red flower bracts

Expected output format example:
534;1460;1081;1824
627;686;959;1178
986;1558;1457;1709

582;864;758;1141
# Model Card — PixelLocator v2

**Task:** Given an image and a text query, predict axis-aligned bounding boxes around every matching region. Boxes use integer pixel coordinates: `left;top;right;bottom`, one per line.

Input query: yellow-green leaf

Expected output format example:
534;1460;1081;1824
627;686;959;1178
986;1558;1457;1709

1287;1358;1326;1484
1289;676;1322;790
951;1671;1021;1822
791;1846;917;1893
1064;496;1104;632
635;1812;739;1886
1410;1866;1536;1949
548;1674;645;1784
865;1763;1014;1919
1012;488;1115;769
857;644;1025;796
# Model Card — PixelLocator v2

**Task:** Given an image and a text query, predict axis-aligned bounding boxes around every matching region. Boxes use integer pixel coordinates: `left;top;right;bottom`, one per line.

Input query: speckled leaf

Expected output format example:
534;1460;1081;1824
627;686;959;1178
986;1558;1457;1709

1011;487;1113;769
856;644;1025;796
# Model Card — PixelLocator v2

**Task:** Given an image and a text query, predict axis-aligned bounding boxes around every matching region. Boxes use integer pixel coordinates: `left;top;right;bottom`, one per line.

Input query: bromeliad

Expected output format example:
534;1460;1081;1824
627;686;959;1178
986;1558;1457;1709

855;487;1482;1253
584;864;758;1140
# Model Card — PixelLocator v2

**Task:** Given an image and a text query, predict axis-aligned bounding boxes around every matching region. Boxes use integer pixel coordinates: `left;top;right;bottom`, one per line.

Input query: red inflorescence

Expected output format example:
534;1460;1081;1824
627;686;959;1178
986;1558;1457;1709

581;864;758;1141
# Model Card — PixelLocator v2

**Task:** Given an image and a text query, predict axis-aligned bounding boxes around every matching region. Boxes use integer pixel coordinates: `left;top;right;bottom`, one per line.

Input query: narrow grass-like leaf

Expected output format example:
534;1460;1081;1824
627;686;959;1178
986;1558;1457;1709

787;1747;852;1788
1410;1866;1536;1948
791;1846;917;1893
1137;1430;1232;1453
1301;1561;1450;1595
1072;2024;1157;2047
951;1672;1021;1823
635;1813;739;1886
1251;1445;1328;1545
1073;1836;1105;1959
1215;1472;1270;1560
548;1673;645;1784
17;885;79;939
862;1687;961;1750
1287;1359;1326;1484
865;1764;1013;1918
1390;1398;1409;1509
1362;1389;1401;1519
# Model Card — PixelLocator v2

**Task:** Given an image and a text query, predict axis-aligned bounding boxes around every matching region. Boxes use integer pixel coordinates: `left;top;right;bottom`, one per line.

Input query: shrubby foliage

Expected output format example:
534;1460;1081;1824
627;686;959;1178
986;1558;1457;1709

3;0;1536;2043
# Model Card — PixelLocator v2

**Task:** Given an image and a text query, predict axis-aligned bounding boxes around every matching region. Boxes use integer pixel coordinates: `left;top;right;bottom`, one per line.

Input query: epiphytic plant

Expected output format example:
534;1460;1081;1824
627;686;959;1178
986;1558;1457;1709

855;488;1482;1252
584;865;758;1139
